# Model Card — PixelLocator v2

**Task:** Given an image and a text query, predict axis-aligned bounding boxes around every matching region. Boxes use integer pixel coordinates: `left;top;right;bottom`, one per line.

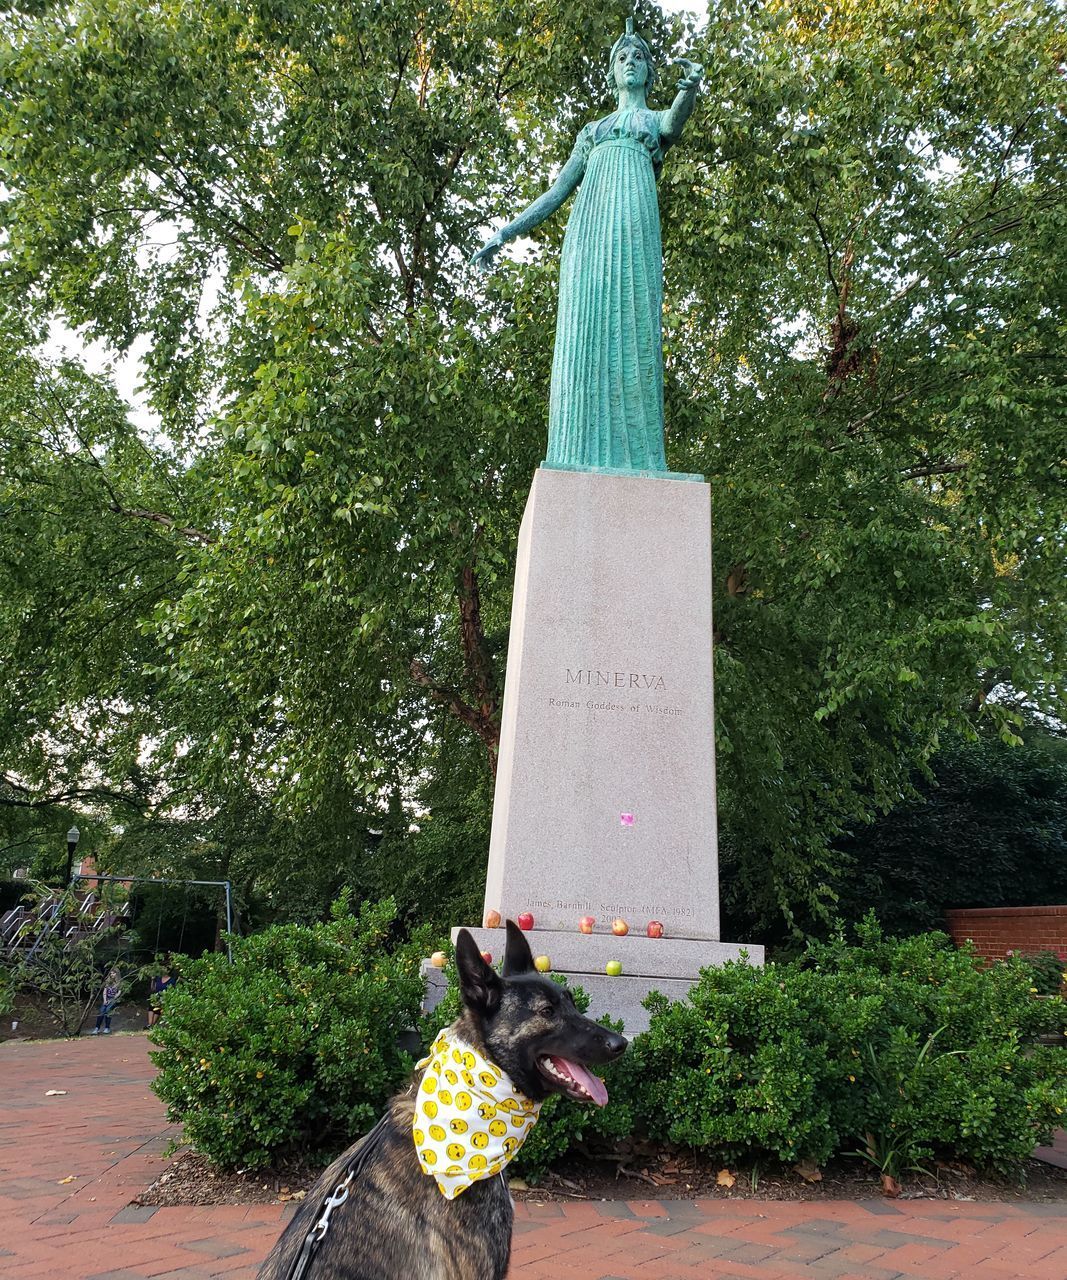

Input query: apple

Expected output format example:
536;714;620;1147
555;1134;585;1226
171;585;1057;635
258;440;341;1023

646;921;665;938
605;960;623;977
611;918;629;936
481;951;493;964
484;909;501;929
578;915;595;934
517;912;535;931
534;955;552;973
429;951;448;968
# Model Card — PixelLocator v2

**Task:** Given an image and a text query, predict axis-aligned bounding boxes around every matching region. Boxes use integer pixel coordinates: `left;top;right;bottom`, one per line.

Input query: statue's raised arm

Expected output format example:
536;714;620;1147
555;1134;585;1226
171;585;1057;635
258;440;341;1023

660;58;704;147
473;21;702;475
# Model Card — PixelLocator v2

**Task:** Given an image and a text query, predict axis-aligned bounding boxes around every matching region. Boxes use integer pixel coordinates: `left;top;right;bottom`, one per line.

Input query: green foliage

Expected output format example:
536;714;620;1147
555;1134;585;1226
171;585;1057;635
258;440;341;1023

149;897;437;1169
828;728;1067;936
627;918;1067;1177
0;0;1064;931
852;1026;966;1181
1019;951;1067;997
0;958;14;1017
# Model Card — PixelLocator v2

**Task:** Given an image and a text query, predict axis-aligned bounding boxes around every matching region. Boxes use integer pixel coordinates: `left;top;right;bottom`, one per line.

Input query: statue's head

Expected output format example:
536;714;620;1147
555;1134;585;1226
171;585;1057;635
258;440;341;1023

608;18;656;98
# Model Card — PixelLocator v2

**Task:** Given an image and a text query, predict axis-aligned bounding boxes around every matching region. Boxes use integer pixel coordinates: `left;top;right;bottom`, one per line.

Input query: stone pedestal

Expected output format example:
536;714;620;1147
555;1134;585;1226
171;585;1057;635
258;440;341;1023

448;468;762;1034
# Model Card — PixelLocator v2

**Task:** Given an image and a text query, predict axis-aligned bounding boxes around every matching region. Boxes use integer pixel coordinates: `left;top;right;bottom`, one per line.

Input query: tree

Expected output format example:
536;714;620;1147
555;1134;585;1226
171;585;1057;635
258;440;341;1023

824;726;1067;937
0;1;1063;929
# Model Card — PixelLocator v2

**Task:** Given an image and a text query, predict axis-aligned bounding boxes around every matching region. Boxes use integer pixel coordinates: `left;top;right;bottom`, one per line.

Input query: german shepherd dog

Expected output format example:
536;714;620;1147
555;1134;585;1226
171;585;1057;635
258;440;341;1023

258;920;627;1280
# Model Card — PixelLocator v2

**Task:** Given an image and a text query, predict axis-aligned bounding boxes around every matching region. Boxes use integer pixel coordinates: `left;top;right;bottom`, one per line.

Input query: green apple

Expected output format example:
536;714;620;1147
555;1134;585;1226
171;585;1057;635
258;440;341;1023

534;955;552;972
605;960;623;977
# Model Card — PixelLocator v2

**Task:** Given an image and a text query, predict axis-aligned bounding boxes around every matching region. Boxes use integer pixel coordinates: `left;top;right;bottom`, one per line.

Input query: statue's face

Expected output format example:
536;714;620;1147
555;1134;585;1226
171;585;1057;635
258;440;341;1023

613;41;649;93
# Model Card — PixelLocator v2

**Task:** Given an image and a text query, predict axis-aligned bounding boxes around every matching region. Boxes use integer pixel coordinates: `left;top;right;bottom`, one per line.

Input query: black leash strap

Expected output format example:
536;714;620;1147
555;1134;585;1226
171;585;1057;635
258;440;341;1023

284;1114;390;1280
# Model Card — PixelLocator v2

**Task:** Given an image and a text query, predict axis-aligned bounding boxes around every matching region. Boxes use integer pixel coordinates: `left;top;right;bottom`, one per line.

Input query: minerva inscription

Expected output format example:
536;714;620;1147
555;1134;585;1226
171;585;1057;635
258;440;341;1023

551;667;682;716
565;667;666;690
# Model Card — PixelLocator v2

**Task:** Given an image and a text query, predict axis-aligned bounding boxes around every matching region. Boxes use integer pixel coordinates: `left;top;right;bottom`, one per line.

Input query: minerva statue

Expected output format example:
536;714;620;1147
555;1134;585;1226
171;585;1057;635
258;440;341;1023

472;20;702;474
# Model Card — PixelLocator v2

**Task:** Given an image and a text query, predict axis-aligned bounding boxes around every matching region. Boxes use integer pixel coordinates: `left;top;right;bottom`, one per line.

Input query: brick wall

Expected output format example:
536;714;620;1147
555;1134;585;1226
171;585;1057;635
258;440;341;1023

945;905;1067;962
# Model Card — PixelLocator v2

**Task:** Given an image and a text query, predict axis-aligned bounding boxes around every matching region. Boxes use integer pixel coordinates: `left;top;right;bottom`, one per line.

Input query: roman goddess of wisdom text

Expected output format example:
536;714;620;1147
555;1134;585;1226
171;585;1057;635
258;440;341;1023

473;20;702;474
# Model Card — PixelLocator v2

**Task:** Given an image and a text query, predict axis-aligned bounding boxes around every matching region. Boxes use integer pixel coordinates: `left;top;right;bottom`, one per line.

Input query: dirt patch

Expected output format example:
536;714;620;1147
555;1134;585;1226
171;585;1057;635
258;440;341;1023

136;1143;1067;1209
136;1152;324;1207
1;992;153;1042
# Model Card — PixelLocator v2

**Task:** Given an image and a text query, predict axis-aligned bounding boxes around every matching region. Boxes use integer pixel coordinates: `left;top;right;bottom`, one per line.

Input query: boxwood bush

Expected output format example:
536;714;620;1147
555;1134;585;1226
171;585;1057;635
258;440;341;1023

155;909;1066;1184
628;916;1067;1179
150;896;434;1169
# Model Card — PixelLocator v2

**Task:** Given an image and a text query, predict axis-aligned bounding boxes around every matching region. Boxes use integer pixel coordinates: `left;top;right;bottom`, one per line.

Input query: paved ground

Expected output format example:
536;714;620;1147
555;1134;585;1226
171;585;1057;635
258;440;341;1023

2;1034;1066;1279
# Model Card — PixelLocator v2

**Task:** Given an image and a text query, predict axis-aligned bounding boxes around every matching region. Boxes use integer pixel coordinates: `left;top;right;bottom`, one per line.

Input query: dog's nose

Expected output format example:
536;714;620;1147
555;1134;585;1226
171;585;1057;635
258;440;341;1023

603;1032;628;1059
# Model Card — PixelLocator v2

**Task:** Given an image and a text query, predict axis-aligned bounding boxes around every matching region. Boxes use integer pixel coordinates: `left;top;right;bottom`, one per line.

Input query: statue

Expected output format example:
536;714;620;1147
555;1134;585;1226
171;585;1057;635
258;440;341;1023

472;21;702;474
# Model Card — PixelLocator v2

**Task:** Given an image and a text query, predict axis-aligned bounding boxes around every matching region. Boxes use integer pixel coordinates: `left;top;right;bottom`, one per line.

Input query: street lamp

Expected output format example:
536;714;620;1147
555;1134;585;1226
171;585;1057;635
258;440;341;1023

65;825;80;886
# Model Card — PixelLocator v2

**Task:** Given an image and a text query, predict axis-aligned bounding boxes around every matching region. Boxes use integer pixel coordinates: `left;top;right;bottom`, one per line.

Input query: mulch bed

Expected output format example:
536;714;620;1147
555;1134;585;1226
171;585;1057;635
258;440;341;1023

135;1142;1067;1209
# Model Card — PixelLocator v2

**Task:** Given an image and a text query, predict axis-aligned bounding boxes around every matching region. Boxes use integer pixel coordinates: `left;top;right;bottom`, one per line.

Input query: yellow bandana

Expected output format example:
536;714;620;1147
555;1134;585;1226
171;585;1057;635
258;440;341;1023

412;1030;542;1199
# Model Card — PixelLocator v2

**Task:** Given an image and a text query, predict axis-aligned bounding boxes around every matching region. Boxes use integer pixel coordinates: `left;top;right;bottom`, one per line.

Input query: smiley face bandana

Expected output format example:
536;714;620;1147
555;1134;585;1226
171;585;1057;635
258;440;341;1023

412;1030;542;1199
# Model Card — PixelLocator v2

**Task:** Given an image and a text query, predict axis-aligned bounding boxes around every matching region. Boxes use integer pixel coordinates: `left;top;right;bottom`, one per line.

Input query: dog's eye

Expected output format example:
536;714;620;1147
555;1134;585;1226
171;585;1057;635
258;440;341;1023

534;1002;553;1017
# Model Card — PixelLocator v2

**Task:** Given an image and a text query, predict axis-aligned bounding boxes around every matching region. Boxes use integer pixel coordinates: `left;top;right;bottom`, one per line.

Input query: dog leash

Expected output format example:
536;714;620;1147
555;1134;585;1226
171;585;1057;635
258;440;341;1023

284;1114;390;1280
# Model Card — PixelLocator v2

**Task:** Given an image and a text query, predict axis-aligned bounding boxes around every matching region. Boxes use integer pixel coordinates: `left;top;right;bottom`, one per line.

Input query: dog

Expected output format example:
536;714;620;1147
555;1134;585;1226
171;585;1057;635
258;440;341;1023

257;919;627;1280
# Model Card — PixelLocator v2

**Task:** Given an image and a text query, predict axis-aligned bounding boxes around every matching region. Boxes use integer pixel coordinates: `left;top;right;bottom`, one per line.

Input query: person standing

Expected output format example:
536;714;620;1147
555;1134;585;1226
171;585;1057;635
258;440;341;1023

90;965;123;1034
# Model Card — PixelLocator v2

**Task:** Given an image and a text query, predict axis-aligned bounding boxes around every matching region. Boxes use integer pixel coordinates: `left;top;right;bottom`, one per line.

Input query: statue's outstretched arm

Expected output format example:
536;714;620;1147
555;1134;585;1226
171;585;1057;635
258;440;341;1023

659;58;703;147
471;145;587;271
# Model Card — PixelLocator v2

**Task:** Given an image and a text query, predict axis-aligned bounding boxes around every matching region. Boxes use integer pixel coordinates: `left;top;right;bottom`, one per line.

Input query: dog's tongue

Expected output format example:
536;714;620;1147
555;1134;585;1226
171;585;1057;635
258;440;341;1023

547;1055;609;1107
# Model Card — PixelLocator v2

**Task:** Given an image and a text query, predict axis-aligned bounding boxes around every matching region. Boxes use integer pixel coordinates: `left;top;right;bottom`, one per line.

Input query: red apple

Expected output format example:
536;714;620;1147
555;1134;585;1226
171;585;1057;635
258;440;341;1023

484;909;501;929
578;915;595;934
611;918;629;936
481;951;493;964
605;960;623;976
429;951;447;968
517;912;535;931
646;921;664;938
534;955;552;973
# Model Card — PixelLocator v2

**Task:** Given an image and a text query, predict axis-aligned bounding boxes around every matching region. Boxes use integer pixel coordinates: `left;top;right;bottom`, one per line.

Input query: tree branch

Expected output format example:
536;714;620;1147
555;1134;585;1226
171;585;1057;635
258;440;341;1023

0;775;143;811
901;461;968;480
113;507;215;546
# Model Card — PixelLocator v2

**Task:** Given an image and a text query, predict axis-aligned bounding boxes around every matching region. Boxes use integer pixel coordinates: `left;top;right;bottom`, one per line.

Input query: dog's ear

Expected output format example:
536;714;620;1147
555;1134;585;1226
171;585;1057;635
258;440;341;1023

454;929;502;1018
501;919;535;977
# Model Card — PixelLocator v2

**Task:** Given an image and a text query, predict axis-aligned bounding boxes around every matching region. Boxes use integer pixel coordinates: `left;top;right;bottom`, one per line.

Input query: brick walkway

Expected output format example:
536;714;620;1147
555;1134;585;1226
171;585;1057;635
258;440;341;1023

2;1035;1065;1279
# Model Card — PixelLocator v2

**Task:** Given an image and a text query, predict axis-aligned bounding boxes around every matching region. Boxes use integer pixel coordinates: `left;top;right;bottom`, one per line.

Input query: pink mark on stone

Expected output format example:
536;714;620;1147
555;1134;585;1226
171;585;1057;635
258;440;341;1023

620;813;635;827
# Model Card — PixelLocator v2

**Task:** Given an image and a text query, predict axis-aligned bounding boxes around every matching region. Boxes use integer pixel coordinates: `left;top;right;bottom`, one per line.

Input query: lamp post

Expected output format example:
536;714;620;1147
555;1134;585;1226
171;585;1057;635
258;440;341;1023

65;825;80;887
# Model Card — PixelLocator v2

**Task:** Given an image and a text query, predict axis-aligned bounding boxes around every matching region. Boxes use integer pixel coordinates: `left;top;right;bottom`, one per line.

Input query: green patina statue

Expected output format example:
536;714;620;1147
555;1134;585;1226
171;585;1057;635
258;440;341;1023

472;20;702;475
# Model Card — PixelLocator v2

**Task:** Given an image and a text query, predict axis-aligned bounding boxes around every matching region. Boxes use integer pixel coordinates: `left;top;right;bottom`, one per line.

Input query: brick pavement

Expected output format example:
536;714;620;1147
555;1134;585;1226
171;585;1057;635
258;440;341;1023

2;1034;1066;1279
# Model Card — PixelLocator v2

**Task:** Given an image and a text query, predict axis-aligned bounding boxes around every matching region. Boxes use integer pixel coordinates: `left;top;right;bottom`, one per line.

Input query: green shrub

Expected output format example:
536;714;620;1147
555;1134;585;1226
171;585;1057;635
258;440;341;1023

0;958;14;1017
150;896;436;1169
628;917;1067;1177
1018;950;1067;996
631;956;875;1166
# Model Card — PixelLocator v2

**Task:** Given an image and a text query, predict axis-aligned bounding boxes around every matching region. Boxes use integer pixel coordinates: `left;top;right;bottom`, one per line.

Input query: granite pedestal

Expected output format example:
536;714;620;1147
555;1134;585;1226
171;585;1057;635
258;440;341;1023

444;467;762;1034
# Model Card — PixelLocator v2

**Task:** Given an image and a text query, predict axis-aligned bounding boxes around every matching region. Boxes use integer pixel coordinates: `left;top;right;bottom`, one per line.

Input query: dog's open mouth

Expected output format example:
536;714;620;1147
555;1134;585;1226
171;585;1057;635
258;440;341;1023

537;1055;609;1106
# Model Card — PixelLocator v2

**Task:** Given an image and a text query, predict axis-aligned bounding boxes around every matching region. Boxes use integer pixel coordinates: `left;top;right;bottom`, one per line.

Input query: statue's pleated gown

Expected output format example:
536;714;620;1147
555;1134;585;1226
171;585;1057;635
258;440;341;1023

546;109;666;472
